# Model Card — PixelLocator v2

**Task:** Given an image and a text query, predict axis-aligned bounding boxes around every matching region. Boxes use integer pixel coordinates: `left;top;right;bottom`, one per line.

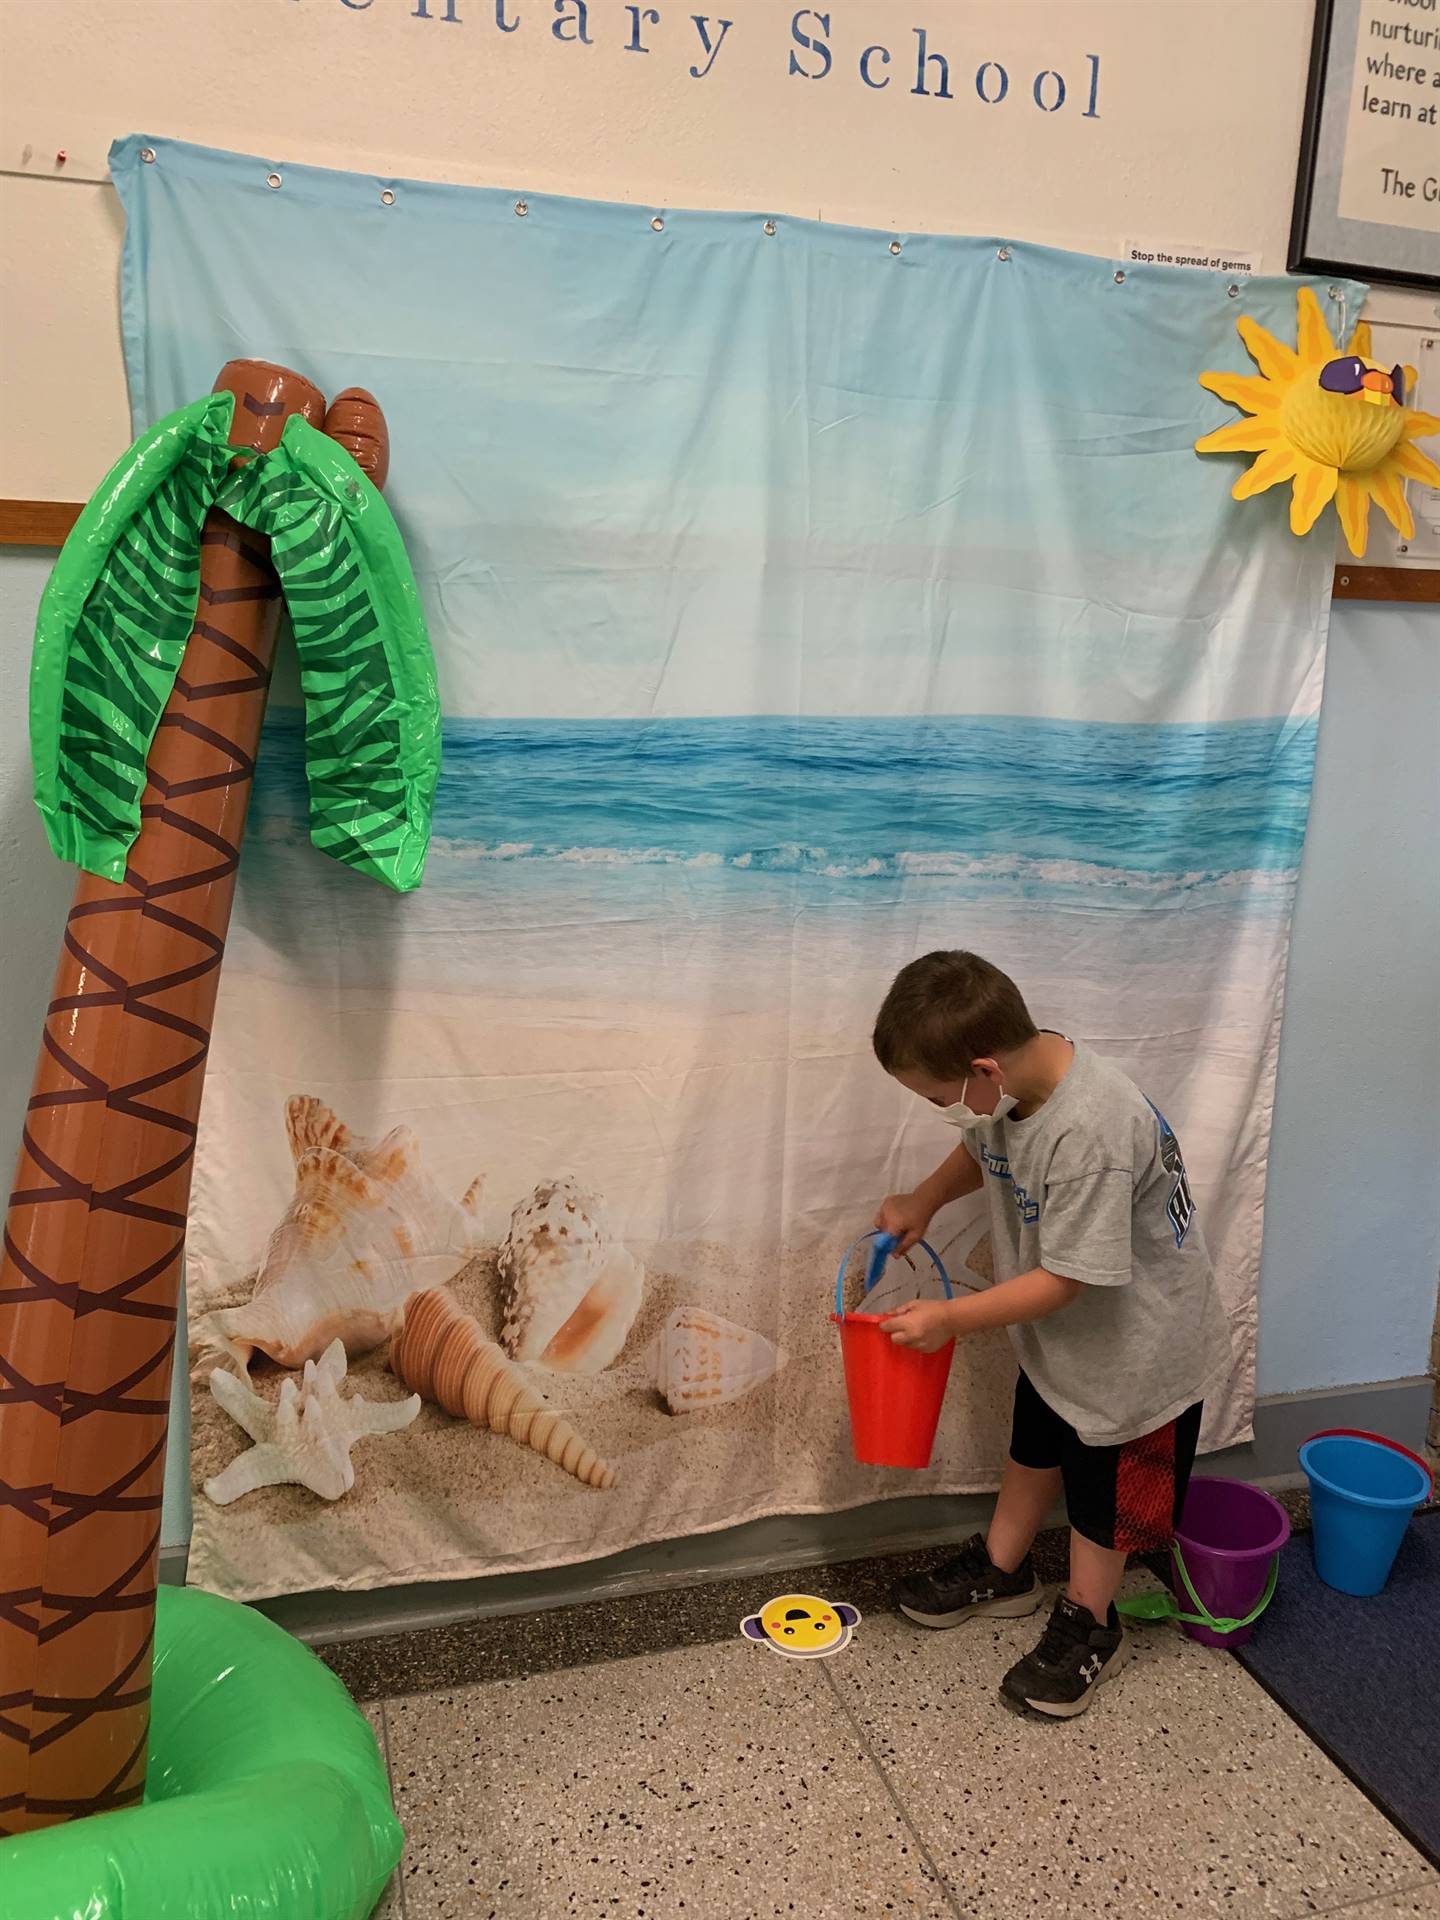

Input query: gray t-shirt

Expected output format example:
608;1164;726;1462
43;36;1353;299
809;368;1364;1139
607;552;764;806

965;1041;1232;1446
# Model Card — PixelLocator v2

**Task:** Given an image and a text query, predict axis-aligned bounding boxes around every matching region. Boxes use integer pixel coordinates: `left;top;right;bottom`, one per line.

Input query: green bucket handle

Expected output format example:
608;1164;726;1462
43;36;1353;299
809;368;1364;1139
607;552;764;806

1116;1541;1279;1639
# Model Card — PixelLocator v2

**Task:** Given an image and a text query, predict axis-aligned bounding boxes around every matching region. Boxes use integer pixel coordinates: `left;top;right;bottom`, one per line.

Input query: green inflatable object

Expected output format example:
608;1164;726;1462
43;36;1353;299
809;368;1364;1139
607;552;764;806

0;1584;402;1919
30;392;441;893
29;392;238;882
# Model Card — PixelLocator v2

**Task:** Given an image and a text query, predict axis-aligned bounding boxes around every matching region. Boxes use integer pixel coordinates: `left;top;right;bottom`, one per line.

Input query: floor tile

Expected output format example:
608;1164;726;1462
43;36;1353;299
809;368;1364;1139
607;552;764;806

827;1597;1433;1919
1337;1886;1440;1918
363;1702;407;1918
320;1531;1077;1702
385;1639;952;1919
371;1875;407;1919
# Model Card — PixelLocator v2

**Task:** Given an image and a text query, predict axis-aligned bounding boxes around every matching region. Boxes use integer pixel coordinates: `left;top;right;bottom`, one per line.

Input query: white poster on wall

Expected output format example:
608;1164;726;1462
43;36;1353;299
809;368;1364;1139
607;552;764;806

1339;0;1440;229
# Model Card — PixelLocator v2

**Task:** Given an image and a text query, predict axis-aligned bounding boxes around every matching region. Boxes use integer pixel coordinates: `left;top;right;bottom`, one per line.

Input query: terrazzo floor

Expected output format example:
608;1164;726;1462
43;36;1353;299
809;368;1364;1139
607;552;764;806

343;1540;1440;1920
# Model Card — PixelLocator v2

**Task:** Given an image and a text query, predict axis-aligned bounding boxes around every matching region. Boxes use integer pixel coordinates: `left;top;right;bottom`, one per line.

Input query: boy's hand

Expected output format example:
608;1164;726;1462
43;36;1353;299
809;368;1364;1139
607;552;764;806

879;1299;956;1353
874;1191;934;1259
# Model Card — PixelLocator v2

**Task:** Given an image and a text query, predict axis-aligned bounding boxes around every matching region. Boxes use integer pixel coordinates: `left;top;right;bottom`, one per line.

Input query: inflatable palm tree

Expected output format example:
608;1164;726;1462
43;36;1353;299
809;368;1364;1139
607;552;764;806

0;362;438;1834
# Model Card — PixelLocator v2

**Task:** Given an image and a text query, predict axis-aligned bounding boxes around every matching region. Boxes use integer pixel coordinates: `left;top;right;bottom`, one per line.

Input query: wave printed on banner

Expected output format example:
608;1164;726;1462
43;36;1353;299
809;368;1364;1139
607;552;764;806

250;711;1316;910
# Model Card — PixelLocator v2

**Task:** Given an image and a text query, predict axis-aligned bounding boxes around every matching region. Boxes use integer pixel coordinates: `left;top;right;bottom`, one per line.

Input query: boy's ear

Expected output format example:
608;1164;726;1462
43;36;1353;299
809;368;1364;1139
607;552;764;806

740;1614;768;1641
836;1604;861;1628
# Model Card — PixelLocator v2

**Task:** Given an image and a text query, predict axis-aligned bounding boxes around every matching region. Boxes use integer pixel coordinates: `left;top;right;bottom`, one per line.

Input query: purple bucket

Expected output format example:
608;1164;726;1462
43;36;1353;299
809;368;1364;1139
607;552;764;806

1171;1476;1290;1647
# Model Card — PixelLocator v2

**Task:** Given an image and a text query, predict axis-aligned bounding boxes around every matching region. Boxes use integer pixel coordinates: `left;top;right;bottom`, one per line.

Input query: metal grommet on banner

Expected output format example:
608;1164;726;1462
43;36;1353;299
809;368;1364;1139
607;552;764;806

380;189;396;207
1114;269;1126;284
763;220;777;237
1227;283;1241;298
997;246;1011;262
140;147;156;164
514;199;529;217
1329;284;1343;300
889;239;902;256
266;172;282;190
651;216;665;232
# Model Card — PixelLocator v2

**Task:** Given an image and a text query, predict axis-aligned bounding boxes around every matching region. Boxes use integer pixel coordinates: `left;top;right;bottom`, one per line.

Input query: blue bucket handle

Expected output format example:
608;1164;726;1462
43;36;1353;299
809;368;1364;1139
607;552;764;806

834;1229;954;1319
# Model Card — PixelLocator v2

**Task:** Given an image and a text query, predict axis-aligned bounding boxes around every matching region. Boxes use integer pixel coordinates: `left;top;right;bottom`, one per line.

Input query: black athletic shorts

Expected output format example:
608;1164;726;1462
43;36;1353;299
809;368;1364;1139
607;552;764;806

1009;1370;1202;1553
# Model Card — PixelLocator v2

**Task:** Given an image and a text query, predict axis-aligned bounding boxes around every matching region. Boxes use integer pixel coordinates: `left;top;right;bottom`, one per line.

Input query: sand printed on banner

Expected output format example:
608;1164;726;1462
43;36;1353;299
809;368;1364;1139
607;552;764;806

185;1089;1018;1600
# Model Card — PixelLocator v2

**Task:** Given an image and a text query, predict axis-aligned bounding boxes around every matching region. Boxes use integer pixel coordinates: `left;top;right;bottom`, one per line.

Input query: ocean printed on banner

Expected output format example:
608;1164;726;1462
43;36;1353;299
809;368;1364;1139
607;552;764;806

303;0;1104;113
109;137;1348;1603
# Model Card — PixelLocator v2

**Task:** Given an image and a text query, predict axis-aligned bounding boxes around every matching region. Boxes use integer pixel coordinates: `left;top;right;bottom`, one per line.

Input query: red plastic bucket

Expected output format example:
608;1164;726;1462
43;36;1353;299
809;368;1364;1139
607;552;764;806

832;1232;955;1469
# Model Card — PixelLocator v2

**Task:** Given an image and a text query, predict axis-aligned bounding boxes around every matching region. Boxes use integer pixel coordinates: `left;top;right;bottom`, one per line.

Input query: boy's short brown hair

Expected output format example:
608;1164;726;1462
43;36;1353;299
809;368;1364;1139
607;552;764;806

872;951;1038;1079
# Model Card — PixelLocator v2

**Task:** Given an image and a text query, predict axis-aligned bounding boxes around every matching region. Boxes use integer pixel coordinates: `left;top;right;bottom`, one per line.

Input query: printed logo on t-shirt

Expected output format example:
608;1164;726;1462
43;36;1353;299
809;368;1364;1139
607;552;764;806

1145;1100;1195;1248
979;1142;1040;1225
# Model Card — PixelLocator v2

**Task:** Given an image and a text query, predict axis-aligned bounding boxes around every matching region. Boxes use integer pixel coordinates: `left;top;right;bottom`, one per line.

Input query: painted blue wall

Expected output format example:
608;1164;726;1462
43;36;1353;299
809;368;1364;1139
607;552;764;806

1255;599;1440;1394
0;549;1434;1550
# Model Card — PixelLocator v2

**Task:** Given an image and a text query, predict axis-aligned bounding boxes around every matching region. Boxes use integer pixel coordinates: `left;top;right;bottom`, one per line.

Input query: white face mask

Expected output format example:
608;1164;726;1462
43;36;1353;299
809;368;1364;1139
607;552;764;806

938;1076;1018;1129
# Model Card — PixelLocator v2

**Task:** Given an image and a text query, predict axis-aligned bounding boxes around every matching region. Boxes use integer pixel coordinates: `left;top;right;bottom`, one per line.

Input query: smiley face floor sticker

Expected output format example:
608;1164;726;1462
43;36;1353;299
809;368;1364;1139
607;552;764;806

740;1594;861;1659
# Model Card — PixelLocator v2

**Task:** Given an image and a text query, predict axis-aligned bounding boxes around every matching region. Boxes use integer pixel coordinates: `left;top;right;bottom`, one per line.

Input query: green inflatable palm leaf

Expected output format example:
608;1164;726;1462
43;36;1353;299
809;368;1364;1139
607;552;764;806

30;392;238;881
30;399;440;894
218;419;440;895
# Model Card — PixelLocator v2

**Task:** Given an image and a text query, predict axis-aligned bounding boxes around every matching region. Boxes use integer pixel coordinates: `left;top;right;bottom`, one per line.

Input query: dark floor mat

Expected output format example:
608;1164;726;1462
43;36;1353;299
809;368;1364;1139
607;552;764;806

1236;1510;1438;1868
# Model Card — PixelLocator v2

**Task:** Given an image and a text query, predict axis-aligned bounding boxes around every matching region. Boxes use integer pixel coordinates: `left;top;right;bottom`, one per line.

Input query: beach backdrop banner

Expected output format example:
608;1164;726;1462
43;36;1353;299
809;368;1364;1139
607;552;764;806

113;136;1352;1602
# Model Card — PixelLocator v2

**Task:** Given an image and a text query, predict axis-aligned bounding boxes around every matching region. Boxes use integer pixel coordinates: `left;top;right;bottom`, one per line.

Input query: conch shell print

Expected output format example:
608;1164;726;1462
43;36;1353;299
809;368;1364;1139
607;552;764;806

651;1307;784;1413
391;1287;618;1491
207;1096;483;1374
497;1176;643;1374
204;1337;421;1505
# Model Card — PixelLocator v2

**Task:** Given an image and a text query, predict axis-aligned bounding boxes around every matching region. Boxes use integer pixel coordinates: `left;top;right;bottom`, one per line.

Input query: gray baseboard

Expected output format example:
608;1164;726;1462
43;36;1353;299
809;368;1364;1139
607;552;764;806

179;1374;1432;1645
1200;1374;1432;1487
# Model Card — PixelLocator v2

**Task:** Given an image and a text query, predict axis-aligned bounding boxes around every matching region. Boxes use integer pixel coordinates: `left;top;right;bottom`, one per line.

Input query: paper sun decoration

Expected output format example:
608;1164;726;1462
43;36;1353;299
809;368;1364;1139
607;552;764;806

1196;286;1440;556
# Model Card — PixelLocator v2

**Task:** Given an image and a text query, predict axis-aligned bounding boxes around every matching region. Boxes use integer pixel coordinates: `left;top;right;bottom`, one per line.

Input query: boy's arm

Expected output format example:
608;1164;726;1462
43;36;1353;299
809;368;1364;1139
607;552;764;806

949;1265;1079;1331
882;1265;1079;1351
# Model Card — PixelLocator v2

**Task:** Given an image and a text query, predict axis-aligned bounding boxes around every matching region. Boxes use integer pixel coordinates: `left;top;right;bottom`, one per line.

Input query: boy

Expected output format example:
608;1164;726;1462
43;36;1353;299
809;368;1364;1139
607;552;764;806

870;950;1231;1719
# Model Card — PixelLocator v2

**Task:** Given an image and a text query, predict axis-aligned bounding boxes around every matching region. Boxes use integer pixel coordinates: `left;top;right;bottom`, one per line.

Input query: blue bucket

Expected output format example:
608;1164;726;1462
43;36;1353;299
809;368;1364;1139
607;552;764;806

1299;1434;1431;1598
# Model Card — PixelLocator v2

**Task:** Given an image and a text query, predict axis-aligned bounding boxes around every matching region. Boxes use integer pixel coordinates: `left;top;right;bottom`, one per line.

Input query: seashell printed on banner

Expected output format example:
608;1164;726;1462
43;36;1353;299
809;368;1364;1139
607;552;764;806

652;1306;784;1414
206;1095;484;1375
497;1175;644;1374
391;1286;617;1490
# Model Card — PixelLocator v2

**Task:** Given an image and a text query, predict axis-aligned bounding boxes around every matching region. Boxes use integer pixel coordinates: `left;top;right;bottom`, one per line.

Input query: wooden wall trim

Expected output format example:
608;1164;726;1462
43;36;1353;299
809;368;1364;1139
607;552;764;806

1332;564;1440;604
1;498;1437;602
0;500;83;548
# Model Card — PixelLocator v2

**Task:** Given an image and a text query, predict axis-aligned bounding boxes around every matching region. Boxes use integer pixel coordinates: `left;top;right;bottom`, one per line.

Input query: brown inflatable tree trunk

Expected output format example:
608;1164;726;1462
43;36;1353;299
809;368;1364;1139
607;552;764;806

0;362;391;1834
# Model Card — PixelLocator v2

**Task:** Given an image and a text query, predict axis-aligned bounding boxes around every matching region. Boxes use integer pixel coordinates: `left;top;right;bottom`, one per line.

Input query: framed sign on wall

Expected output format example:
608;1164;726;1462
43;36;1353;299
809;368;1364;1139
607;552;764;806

1290;0;1440;290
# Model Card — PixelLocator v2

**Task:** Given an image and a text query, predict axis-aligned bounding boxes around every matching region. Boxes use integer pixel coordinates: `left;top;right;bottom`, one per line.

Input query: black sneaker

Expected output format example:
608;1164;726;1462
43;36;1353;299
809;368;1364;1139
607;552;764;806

894;1534;1043;1629
1001;1595;1128;1718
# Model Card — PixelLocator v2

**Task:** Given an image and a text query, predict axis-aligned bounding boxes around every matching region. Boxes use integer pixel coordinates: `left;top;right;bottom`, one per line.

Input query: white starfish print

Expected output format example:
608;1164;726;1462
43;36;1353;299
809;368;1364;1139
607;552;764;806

205;1337;421;1505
